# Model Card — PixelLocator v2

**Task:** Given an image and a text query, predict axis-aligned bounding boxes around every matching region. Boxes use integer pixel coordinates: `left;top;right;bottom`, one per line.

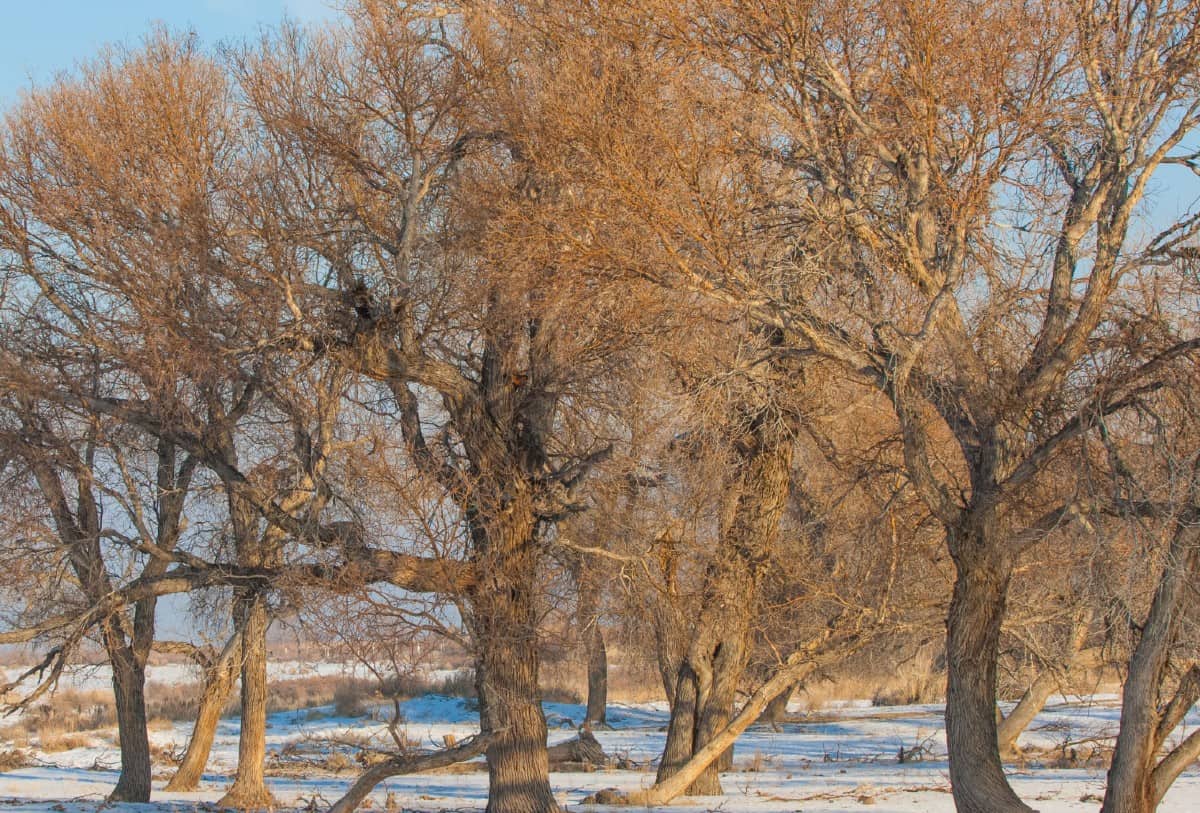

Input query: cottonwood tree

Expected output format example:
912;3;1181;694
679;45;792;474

0;397;196;802
233;6;657;811
0;30;348;807
536;2;1200;810
162;625;244;791
0;33;244;801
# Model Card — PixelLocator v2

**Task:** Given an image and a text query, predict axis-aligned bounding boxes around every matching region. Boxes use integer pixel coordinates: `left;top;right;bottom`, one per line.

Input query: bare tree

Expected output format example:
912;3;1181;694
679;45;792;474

232;6;656;811
529;2;1200;809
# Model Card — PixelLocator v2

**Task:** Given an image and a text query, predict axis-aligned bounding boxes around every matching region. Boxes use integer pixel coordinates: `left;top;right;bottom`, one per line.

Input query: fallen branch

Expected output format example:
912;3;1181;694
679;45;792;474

327;732;497;813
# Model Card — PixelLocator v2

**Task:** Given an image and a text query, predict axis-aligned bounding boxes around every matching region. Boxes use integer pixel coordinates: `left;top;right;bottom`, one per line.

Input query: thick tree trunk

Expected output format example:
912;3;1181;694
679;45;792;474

655;409;793;796
166;632;243;792
657;665;700;786
475;618;558;813
1102;520;1200;813
477;648;557;813
657;596;753;795
218;594;274;810
697;633;745;776
108;643;153;803
944;532;1033;813
470;509;559;813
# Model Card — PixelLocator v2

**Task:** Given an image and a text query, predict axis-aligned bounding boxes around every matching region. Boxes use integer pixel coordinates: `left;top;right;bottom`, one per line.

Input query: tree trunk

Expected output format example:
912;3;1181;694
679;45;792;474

627;658;815;807
657;665;700;786
475;624;558;813
944;532;1033;813
656;615;750;794
569;555;608;727
1102;519;1200;813
696;632;745;777
584;620;608;727
470;511;560;813
166;632;243;792
756;680;795;730
997;667;1058;760
108;642;153;803
218;594;274;810
655;409;794;796
997;616;1091;760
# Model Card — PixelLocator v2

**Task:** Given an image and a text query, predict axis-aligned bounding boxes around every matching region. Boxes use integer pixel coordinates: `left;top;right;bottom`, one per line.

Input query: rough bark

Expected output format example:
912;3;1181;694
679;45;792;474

944;529;1034;813
107;641;153;803
327;734;496;813
626;658;816;806
657;663;701;785
218;593;274;810
470;507;560;813
166;631;243;792
696;632;745;778
656;411;794;795
1102;516;1200;813
584;624;608;727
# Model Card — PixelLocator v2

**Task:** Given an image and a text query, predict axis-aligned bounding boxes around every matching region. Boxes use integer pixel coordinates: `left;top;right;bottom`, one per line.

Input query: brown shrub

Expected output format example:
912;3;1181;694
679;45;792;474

0;749;31;771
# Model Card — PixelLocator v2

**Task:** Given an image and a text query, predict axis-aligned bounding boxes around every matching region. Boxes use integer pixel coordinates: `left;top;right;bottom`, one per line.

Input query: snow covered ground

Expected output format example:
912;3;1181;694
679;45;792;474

1;660;458;696
1;689;1199;812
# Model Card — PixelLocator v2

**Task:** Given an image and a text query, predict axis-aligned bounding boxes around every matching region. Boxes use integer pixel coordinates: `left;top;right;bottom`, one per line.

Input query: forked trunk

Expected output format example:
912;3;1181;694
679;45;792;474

628;657;815;807
166;633;243;792
108;642;153;803
1102;520;1200;813
655;410;793;795
218;594;274;810
657;666;699;786
656;629;746;795
945;532;1033;813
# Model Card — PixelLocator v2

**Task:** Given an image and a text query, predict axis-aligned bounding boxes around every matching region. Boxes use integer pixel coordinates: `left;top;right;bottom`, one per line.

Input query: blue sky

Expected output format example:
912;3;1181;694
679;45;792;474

0;0;338;106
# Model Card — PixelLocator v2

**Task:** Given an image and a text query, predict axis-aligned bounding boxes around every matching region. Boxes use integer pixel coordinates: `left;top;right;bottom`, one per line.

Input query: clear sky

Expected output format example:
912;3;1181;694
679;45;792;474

0;0;338;107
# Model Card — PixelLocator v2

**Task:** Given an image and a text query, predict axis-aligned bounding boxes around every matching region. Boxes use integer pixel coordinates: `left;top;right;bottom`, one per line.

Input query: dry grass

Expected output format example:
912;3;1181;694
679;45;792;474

539;650;665;705
797;656;945;711
38;732;93;753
